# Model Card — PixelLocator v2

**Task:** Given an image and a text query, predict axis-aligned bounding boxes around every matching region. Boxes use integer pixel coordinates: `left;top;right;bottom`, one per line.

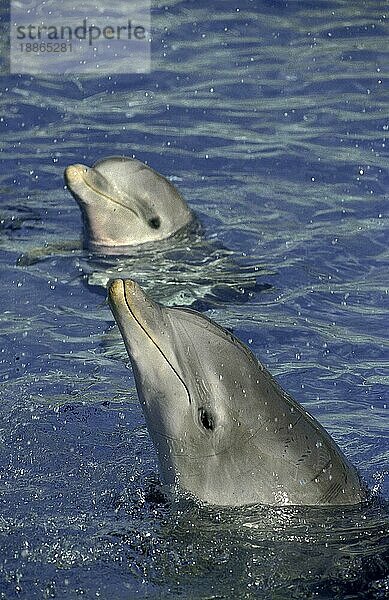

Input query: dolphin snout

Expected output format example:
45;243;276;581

108;278;125;303
64;164;88;185
108;279;161;331
108;278;141;305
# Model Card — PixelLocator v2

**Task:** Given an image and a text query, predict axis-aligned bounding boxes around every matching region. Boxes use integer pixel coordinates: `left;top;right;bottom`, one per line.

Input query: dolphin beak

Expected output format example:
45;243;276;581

64;164;88;186
108;279;192;408
108;278;126;302
108;278;156;333
108;279;139;347
108;278;169;347
108;278;141;310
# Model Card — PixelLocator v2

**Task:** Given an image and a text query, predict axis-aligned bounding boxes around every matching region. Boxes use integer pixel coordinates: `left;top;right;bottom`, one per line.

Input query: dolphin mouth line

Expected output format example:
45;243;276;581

78;170;140;219
122;281;192;406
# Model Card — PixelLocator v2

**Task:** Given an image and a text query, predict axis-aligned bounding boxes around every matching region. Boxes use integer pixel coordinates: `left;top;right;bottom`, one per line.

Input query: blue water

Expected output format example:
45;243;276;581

0;1;388;598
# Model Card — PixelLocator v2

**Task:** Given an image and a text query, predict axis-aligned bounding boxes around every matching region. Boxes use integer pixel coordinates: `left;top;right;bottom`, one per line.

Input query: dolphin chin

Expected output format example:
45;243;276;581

108;278;367;508
64;156;194;251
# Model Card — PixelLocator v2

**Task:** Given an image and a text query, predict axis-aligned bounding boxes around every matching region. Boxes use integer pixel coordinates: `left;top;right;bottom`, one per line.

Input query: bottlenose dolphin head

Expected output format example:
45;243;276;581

108;279;366;507
64;156;193;249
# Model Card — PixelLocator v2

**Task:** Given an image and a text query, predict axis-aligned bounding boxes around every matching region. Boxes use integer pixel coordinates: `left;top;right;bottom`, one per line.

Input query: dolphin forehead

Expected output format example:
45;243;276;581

92;156;175;200
93;156;192;219
92;156;147;179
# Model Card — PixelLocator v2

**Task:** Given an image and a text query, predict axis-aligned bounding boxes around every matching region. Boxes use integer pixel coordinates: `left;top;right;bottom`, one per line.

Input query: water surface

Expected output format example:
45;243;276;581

0;1;388;598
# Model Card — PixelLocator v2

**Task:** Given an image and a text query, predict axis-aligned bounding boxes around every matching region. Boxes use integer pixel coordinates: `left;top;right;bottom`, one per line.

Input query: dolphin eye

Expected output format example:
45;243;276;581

148;216;161;229
198;407;215;431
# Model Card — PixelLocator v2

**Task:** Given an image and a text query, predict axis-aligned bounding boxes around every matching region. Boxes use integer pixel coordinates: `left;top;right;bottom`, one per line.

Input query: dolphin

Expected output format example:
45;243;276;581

108;278;366;507
64;156;194;250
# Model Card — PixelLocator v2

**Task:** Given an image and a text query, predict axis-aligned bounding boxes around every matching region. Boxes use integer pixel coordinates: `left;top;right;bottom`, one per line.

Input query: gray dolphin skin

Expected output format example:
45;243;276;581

108;279;366;507
64;156;194;249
